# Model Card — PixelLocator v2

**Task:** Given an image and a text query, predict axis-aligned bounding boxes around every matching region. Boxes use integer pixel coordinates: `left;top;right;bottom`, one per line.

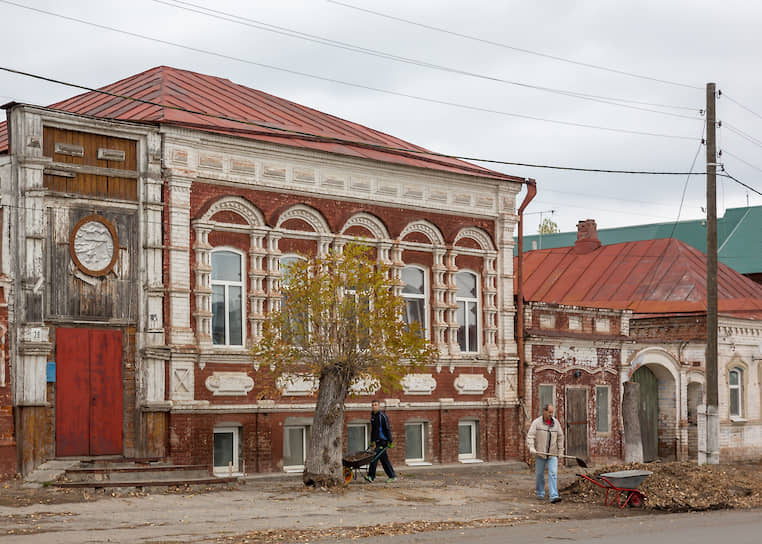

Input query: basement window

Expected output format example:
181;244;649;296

213;426;241;476
283;425;310;472
458;420;481;463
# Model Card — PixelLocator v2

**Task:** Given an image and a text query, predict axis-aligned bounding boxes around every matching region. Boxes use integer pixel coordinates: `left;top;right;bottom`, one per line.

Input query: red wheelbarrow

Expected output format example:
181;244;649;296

577;469;652;508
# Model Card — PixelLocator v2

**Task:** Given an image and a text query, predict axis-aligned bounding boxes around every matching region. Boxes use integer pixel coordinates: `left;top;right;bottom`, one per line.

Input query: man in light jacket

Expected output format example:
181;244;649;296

526;403;564;503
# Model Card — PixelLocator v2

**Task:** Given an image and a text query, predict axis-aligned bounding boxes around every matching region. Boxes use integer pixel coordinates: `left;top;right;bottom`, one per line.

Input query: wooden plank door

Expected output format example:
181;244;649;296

632;366;658;462
565;388;588;462
56;328;123;456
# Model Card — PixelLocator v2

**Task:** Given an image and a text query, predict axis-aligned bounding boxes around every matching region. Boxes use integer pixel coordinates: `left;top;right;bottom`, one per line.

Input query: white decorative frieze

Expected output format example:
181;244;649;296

349;375;381;395
205;372;255;396
400;373;437;395
277;374;318;396
454;374;489;395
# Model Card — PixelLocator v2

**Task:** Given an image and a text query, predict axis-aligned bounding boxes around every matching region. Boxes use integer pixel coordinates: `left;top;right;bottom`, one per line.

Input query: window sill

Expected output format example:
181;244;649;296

213;471;243;478
283;465;305;473
730;416;747;425
405;461;432;466
458;458;483;464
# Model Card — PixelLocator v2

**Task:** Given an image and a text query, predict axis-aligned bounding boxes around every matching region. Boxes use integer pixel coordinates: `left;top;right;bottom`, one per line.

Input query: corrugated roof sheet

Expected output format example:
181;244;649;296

515;205;762;275
0;66;520;182
516;237;762;319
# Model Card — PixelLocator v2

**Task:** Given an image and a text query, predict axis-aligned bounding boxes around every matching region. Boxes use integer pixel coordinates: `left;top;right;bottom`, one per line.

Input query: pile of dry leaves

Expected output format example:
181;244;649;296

563;460;762;511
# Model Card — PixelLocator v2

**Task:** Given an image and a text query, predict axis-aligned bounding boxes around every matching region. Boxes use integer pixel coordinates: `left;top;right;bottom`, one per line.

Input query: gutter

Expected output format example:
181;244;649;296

516;179;536;406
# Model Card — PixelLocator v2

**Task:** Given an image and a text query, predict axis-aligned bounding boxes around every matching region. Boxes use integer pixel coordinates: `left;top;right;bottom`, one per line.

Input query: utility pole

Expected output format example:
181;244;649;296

699;82;719;465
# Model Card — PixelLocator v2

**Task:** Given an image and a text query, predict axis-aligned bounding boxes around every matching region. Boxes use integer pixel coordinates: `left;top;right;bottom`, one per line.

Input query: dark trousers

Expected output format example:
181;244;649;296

367;443;395;479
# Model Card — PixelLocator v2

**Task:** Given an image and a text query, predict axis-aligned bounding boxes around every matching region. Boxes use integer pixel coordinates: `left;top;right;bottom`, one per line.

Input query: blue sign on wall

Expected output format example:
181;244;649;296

46;362;56;383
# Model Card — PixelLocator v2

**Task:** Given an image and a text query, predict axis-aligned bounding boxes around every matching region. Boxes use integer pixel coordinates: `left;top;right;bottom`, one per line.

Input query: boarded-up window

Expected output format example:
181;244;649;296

595;318;610;333
539;384;555;414
539;314;556;329
596;386;610;433
568;316;582;330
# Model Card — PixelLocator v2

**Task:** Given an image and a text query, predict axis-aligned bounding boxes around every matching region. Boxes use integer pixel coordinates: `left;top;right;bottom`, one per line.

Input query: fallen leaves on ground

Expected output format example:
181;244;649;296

213;517;527;544
562;460;762;512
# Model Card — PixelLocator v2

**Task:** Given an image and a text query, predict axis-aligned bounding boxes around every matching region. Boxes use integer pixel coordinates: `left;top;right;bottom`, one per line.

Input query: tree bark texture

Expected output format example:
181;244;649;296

622;381;644;463
303;369;350;487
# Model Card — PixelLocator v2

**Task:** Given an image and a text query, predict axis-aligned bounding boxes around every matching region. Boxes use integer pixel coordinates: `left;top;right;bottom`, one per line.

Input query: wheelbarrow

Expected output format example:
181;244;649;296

577;469;652;508
342;445;389;484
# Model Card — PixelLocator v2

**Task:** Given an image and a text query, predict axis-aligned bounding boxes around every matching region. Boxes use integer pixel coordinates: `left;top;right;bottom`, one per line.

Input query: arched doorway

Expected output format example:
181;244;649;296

631;366;658;461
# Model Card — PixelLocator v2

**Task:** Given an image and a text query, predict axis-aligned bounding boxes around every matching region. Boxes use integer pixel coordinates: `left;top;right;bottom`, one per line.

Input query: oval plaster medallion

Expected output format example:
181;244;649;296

69;215;119;277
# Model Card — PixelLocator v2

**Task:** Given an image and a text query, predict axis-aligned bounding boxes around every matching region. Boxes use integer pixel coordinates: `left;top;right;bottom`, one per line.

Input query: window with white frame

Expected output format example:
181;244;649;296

595;385;610;433
280;254;308;344
405;422;426;463
402;266;427;336
347;423;369;453
458;420;480;461
729;367;743;417
455;271;479;352
539;384;555;415
213;426;240;475
211;250;244;346
283;425;309;470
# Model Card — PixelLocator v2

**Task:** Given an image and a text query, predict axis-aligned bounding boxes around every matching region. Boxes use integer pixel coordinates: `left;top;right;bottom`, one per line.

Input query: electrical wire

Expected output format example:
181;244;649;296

722;149;762;175
723;122;762;150
0;0;701;120
0;65;708;176
0;1;702;138
722;170;762;197
326;0;703;91
152;0;703;119
720;91;762;122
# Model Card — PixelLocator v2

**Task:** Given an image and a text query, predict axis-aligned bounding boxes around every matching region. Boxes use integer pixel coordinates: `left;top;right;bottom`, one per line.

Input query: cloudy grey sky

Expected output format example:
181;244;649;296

2;0;761;233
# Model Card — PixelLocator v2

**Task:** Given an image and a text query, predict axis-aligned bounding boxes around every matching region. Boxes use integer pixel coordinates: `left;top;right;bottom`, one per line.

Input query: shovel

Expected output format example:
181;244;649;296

534;452;588;468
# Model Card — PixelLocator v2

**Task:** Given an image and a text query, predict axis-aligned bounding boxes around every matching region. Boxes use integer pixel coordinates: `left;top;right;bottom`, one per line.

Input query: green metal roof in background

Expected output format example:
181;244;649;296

515;205;762;275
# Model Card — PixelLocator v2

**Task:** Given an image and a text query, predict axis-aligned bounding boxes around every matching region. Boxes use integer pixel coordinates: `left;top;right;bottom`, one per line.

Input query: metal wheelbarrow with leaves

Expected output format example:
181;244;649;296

342;445;389;484
577;470;652;508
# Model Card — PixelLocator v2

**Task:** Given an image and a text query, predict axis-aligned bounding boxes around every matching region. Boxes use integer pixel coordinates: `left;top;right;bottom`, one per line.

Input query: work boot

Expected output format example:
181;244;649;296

551;497;562;504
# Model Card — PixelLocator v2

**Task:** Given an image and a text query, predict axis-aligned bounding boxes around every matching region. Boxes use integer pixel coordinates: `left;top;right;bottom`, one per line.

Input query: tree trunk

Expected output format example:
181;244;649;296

622;381;643;463
303;369;349;487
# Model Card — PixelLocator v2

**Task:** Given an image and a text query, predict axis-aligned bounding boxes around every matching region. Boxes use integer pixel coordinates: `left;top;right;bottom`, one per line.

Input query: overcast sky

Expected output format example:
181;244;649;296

2;0;761;233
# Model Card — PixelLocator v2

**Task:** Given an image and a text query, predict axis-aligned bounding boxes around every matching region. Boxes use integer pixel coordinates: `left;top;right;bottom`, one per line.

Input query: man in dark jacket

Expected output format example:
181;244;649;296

365;400;396;482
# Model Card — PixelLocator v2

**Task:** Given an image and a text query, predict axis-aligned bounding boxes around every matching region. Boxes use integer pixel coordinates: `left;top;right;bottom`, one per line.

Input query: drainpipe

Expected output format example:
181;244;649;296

516;179;536;418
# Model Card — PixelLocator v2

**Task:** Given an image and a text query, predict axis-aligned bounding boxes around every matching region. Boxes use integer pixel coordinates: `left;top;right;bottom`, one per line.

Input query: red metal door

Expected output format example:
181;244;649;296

56;328;123;456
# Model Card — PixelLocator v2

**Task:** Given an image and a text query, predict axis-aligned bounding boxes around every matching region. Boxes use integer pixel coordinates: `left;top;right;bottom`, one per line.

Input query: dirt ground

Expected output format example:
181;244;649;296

0;461;761;543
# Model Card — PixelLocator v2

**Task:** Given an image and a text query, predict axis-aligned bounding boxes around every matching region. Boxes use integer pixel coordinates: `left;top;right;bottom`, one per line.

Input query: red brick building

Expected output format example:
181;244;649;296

0;66;527;476
520;220;762;463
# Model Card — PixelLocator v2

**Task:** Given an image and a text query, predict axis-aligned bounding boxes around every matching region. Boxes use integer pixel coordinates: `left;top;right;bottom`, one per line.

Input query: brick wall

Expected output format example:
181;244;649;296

0;285;15;478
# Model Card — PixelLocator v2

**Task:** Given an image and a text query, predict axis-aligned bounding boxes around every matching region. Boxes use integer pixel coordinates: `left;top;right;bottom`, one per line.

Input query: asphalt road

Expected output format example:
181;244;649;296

336;509;762;544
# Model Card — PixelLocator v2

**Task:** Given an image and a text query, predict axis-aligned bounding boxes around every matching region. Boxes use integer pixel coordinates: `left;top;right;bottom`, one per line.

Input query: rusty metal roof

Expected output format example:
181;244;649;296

0;66;519;182
517;237;762;318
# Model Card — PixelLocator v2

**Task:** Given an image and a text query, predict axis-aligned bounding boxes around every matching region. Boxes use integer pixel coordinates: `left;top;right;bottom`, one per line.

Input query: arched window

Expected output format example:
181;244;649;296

211;249;244;346
729;367;743;418
455;271;479;352
402;266;427;336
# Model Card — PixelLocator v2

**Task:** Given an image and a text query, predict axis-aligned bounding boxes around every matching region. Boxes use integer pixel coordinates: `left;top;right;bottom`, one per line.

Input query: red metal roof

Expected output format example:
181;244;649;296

517;237;762;319
0;66;520;182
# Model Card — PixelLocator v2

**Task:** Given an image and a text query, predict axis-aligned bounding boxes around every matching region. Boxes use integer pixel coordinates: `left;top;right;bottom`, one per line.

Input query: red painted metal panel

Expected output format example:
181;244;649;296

89;330;123;455
56;328;90;457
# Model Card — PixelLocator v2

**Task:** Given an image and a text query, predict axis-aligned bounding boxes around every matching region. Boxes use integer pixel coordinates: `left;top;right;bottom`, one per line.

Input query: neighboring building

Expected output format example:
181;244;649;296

0;66;526;477
519;219;762;462
517;206;762;284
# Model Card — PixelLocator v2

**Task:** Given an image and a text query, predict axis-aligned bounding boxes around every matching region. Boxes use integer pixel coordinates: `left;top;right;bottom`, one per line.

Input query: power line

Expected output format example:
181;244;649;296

722;150;762;175
0;1;701;139
723;122;762;149
722;170;762;197
720;91;762;122
327;0;703;92
151;0;702;119
1;65;709;176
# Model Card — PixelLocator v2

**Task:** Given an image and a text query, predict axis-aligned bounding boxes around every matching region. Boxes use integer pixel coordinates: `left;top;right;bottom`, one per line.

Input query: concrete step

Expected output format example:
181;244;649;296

64;464;211;482
52;476;240;491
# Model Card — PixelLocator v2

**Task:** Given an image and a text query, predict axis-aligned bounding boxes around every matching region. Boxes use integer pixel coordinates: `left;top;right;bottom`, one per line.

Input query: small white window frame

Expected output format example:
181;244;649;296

458;420;482;463
283;425;309;472
401;265;429;338
213;426;241;476
404;422;428;465
347;423;370;453
455;270;480;353
729;367;743;419
211;248;246;347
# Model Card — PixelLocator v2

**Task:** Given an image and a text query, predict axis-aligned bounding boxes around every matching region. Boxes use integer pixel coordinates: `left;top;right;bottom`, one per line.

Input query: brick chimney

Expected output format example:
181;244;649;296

573;219;602;254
